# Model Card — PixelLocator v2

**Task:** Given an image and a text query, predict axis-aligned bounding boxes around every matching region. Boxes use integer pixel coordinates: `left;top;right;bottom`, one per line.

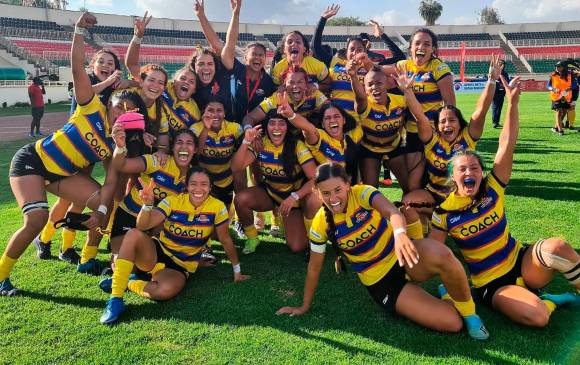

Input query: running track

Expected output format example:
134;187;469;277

0;112;68;142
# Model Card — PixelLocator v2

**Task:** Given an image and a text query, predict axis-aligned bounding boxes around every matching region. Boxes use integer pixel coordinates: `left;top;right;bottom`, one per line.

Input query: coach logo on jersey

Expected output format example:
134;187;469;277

85;132;109;158
341;224;377;248
168;223;204;238
459;211;500;236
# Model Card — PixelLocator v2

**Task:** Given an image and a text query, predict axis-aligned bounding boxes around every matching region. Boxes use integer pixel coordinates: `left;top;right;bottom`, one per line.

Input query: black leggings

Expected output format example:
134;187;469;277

31;107;44;134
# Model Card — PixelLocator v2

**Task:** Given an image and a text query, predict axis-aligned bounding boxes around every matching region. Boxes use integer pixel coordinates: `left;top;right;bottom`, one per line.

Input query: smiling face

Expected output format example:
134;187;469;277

364;70;387;104
187;171;211;207
107;98;136;126
267;118;288;146
93;52;117;81
411;32;434;66
451;155;484;198
203;102;225;131
245;45;266;73
172;132;196;168
284;33;306;65
322;107;345;140
195;53;216;86
173;69;197;100
437;108;461;142
316;176;350;214
346;39;366;61
284;71;307;104
140;70;166;103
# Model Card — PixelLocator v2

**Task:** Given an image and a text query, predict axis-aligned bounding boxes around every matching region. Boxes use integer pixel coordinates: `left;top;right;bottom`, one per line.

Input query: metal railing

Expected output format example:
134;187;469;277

524;52;580;60
511;38;580;47
443;54;513;62
0;80;68;87
438;40;499;48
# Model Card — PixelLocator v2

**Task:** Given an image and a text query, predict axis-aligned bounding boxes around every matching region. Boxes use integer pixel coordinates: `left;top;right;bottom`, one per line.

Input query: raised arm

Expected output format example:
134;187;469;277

135;178;166;230
312;4;340;67
493;76;521;185
368;20;405;65
468;55;501;140
231;125;261;172
438;72;456;107
72;13;98;105
221;0;241;71
110;123;149;173
125;12;152;80
394;70;433;143
194;0;223;54
347;59;367;114
242;104;267;128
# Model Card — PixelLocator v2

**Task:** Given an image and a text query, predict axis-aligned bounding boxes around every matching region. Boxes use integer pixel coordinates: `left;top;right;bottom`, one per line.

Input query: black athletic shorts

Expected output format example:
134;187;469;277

404;131;424;154
571;88;578;102
359;143;405;162
211;183;234;207
135;237;190;280
9;143;67;184
474;245;537;307
365;263;408;313
552;100;570;111
110;207;137;238
31;107;44;119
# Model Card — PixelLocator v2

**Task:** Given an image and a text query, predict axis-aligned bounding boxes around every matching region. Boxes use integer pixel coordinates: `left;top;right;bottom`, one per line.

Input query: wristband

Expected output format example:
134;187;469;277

394;227;406;237
232;263;241;274
74;26;85;36
141;205;153;212
291;192;300;201
131;35;143;45
97;204;108;215
288;112;297;121
114;146;128;155
243;124;253;131
487;78;496;85
242;139;252;145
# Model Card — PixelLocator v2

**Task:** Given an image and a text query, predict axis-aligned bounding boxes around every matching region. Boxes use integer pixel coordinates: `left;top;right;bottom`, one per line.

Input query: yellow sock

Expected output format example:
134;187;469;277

111;258;134;298
303;218;312;235
80;245;98;264
568;109;576;127
407;219;424;240
0;254;17;281
39;222;56;244
543;299;556;315
127;279;148;298
452;298;476;317
105;201;119;233
244;225;258;239
272;212;282;228
61;229;76;251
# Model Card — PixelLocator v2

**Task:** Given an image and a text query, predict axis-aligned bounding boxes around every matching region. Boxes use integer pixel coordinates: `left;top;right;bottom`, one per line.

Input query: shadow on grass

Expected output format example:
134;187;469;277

507;178;580;201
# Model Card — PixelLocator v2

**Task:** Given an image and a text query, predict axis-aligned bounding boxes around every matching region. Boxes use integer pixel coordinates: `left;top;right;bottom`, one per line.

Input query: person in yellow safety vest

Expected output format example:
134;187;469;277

547;61;577;135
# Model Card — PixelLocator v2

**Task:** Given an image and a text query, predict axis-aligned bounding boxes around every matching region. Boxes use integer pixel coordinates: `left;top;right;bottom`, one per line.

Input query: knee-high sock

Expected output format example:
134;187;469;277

0;254;17;281
111;258;134;298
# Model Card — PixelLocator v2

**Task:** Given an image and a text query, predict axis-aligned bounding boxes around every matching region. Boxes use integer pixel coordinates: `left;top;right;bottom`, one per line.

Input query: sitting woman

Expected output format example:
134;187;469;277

100;167;249;324
232;111;319;255
276;163;489;340
430;77;580;327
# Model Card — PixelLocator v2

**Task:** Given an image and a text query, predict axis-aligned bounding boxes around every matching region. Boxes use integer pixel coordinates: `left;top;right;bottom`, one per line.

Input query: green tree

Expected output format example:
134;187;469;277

327;16;365;26
418;0;443;26
478;6;504;25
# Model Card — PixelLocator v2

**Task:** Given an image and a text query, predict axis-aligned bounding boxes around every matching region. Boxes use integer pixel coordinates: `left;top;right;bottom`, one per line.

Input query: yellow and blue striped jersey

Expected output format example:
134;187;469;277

329;56;366;120
309;184;397;286
155;193;229;273
431;172;522;288
251;137;314;204
119;155;185;217
35;95;112;176
125;86;170;134
425;128;478;198
162;81;201;132
396;58;452;133
306;126;363;167
272;55;329;85
191;120;243;188
258;90;327;119
359;94;406;154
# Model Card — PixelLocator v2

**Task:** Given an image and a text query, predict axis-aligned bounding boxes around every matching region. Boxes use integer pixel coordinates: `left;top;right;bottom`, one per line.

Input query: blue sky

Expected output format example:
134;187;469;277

69;0;580;25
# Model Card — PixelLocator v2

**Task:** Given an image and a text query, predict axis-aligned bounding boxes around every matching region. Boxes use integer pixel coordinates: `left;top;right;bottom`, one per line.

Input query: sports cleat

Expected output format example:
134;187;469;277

551;127;558;133
29;133;34;138
269;225;285;238
242;237;260;255
541;292;580;307
464;314;490;340
0;278;20;297
201;246;218;265
99;274;137;294
381;178;393;187
100;297;126;325
36;131;44;136
232;220;247;240
58;248;81;265
437;283;448;299
77;258;104;276
33;236;52;260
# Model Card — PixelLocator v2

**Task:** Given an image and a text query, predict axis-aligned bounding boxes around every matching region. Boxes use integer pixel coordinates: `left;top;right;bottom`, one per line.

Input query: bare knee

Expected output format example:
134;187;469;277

521;306;550;328
234;191;251;208
150;286;178;301
25;210;49;233
541;237;573;257
440;314;463;333
123;228;146;247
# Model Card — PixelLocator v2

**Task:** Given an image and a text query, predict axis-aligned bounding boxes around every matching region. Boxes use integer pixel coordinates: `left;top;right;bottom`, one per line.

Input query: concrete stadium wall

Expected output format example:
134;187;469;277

0;83;70;106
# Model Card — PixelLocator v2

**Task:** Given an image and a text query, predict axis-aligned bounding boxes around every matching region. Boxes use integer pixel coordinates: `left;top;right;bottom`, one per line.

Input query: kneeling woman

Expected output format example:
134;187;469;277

431;77;580;327
232;111;320;255
100;167;249;324
277;163;489;340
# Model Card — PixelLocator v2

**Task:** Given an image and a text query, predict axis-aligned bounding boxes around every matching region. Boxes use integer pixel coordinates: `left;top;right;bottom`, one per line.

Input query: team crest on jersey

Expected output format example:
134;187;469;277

354;211;369;224
221;136;234;144
420;72;432;81
480;196;493;208
453;143;464;152
197;214;210;223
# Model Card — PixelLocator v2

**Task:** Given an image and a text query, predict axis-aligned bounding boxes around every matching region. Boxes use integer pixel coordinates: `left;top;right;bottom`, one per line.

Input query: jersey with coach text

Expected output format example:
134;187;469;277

306;126;363;167
309;184;397;286
191;120;243;188
396;58;452;132
272;56;329;85
35;95;112;176
162;81;201;132
329;56;366;119
259;90;327;119
359;94;406;154
155;194;228;273
431;172;522;288
425;128;478;198
119;155;186;217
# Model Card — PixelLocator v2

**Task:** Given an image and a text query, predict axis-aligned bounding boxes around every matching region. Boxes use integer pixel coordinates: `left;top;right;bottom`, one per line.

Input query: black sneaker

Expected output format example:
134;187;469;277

201;246;218;265
564;121;570;128
33;236;52;260
551;127;558;133
58;248;81;265
493;123;502;129
559;130;564;136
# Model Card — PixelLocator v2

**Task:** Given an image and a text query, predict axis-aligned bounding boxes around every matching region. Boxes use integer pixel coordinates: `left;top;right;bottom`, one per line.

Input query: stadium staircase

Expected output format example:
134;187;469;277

492;32;531;74
0;34;57;77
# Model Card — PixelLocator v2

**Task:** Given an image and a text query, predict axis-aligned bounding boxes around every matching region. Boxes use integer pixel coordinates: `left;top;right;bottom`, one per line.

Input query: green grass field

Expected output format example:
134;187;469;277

0;93;578;364
0;102;71;117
